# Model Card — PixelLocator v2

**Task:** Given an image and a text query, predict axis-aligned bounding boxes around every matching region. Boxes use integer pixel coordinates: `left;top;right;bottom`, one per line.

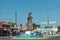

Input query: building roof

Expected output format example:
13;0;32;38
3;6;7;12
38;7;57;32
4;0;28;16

20;27;28;31
2;22;10;25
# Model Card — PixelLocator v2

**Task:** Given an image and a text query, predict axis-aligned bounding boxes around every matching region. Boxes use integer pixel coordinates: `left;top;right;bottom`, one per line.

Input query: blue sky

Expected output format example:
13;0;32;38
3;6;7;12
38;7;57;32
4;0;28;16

0;0;60;26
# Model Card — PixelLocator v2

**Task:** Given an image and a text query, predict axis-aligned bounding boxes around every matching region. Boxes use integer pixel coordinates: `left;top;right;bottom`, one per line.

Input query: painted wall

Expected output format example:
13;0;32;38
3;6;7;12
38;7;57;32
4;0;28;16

0;22;2;28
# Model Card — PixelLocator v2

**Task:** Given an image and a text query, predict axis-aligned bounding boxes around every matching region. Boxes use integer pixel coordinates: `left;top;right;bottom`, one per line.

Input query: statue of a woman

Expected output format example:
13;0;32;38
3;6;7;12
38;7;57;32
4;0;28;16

27;12;32;23
27;12;33;31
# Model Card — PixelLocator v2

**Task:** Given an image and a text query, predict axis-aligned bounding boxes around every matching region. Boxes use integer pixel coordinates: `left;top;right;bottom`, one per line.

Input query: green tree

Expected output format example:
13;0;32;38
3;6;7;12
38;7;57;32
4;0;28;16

20;24;22;27
10;22;16;28
45;26;50;28
57;26;60;32
32;23;40;29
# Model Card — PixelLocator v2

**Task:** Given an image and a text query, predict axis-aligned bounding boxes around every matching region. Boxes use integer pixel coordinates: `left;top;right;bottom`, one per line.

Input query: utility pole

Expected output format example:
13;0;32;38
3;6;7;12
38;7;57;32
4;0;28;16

15;11;17;27
47;13;49;27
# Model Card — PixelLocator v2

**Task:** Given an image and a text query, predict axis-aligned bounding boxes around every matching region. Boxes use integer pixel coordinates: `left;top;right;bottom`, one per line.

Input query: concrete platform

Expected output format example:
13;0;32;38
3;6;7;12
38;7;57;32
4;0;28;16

0;36;60;40
0;36;12;40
